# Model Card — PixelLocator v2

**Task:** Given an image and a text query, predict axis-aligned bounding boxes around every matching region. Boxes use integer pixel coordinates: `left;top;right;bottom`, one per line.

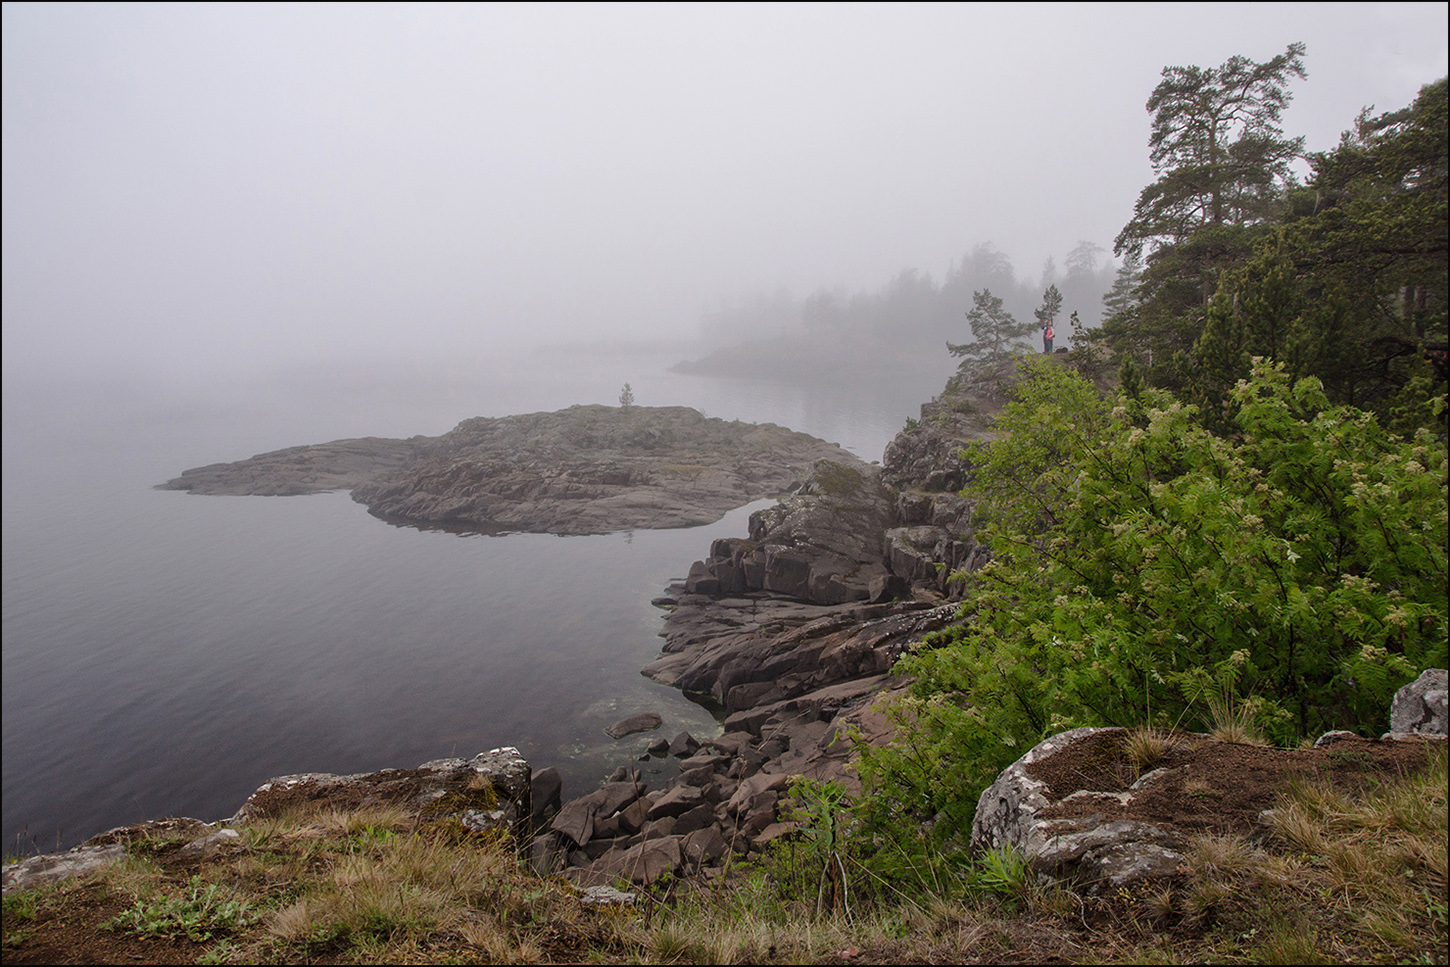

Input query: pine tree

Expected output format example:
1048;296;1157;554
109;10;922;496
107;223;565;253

1034;285;1063;328
948;288;1033;367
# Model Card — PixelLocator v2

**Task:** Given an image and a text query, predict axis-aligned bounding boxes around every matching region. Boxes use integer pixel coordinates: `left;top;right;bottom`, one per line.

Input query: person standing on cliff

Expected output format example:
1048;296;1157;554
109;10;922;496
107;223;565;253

1043;323;1054;354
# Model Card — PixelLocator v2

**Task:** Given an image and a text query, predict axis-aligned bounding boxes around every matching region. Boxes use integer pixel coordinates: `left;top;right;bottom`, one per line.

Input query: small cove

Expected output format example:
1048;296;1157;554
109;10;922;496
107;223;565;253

2;348;956;854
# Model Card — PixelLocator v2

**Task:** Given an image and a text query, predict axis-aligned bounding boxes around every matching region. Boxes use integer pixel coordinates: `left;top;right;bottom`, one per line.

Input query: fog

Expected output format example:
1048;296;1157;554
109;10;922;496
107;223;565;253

3;3;1446;388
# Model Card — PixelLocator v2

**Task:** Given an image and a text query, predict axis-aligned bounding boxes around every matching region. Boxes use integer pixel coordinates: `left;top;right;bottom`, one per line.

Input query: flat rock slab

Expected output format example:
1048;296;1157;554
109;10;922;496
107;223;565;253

2;845;126;894
605;713;663;739
160;404;863;536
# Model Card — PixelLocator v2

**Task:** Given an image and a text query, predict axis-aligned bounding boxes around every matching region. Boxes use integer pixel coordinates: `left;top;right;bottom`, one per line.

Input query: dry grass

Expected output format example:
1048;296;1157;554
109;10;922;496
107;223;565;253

4;749;1446;964
1156;745;1449;963
1124;727;1174;776
1206;696;1270;746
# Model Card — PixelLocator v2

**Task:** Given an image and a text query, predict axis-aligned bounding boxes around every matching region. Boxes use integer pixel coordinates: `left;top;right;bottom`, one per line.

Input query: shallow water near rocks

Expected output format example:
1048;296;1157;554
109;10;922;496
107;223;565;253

3;347;954;855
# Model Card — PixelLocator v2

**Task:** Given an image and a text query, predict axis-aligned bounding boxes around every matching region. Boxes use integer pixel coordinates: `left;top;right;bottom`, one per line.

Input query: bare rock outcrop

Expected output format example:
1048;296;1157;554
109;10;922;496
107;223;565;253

3;747;545;894
162;405;860;536
2;844;128;895
644;589;954;713
231;746;536;845
158;436;426;496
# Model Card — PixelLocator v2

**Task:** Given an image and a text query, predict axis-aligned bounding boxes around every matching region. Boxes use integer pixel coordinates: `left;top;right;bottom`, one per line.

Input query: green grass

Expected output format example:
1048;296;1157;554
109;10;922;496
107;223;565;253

102;874;261;943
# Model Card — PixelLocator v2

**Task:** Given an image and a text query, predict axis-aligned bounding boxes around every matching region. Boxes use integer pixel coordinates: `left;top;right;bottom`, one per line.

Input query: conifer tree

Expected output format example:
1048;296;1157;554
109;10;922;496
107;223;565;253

947;288;1032;367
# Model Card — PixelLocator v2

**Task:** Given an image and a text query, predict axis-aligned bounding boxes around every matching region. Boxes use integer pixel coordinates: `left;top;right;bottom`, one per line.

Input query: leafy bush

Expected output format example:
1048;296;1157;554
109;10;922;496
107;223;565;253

857;356;1447;860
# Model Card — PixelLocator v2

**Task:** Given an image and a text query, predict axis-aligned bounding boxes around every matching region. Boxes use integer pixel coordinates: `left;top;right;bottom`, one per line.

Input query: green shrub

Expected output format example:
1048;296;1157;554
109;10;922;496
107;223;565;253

856;356;1447;863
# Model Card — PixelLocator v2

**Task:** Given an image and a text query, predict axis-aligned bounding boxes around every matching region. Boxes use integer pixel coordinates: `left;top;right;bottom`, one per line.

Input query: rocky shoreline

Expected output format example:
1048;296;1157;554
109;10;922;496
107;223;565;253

522;363;1022;885
7;362;1449;901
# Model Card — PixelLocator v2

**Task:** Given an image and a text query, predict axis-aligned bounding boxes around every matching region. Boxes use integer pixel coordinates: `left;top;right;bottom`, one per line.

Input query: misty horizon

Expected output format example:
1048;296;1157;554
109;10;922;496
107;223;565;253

4;3;1447;388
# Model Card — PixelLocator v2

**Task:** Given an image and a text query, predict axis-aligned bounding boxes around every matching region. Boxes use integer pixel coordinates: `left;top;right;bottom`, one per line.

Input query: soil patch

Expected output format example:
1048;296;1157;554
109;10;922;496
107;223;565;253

1030;731;1442;837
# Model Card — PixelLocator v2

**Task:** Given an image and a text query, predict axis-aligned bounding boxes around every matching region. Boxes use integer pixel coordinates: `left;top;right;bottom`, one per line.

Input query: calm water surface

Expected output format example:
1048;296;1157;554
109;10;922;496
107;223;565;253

2;348;955;854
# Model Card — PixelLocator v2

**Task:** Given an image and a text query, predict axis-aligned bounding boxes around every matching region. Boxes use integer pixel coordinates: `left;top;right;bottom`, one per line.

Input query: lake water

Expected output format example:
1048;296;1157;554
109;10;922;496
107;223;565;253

2;347;956;855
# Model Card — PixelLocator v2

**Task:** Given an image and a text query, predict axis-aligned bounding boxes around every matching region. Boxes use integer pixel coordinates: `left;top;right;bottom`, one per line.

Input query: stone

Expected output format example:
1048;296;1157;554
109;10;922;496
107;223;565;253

615;799;648;835
727;771;792;819
530;767;563;825
579;884;637;905
1390;668;1448;736
605;713;662;739
678;752;730;774
751;822;799;849
671;803;718;837
83;817;213;848
682;826;729;867
646;785;705;820
176;828;241;860
531;832;569;876
550;796;597;848
596;781;646;817
969;727;1191;893
3;845;126;895
233;746;533;847
591;836;683;886
668;731;701;757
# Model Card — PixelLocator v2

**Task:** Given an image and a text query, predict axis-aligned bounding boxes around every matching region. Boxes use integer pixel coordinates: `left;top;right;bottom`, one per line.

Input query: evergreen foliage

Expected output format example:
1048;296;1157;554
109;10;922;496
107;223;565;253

1079;47;1444;429
948;288;1034;366
1189;77;1448;424
1034;284;1063;329
1101;44;1308;388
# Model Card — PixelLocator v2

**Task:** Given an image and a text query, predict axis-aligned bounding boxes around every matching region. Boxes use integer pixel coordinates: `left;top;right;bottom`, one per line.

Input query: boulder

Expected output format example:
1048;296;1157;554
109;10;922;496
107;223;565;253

591;835;683;886
530;766;563;825
550;781;645;848
176;828;241;860
646;785;706;820
970;725;1445;894
682;826;730;867
668;731;700;757
1390;668;1448;736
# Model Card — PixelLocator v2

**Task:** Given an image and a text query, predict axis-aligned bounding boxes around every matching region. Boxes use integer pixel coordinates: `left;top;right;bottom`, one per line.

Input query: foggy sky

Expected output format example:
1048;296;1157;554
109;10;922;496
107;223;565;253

3;3;1446;385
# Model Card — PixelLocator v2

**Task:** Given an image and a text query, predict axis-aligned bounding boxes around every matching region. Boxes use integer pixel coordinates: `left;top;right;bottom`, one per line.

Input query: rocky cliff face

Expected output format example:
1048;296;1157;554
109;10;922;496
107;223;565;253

678;361;1008;610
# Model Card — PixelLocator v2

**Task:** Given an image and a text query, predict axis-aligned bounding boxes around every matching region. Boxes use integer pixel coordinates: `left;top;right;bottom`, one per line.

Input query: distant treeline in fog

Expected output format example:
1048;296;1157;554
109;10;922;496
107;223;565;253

677;241;1115;378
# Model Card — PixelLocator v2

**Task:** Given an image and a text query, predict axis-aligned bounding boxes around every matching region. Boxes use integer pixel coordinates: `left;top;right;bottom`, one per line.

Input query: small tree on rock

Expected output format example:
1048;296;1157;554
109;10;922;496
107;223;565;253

948;288;1033;367
618;383;635;408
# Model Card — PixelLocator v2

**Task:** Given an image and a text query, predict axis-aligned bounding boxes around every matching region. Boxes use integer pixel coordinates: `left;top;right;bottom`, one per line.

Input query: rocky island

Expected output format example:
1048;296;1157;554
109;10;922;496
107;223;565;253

158;404;863;535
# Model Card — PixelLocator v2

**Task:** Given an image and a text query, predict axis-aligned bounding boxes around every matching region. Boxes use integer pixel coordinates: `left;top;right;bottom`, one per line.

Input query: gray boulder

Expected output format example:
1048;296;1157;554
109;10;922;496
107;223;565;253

1390;668;1448;736
971;727;1186;894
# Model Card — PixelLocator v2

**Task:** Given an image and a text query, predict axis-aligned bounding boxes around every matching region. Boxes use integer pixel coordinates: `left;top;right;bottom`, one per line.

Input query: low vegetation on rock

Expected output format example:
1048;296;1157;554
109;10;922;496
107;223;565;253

3;742;1443;964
